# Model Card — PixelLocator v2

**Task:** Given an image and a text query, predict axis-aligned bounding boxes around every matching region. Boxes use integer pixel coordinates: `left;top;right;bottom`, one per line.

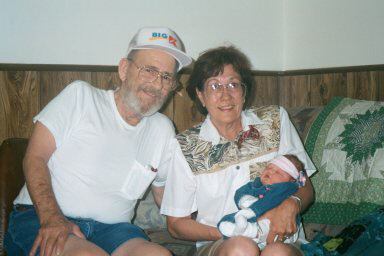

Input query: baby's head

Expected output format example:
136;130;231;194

260;155;304;185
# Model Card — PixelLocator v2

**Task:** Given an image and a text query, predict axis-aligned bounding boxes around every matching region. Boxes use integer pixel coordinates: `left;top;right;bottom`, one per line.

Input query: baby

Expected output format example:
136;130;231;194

217;154;306;249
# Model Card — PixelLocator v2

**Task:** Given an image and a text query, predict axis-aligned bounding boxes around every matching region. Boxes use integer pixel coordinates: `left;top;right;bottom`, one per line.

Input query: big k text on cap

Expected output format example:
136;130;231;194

127;27;192;71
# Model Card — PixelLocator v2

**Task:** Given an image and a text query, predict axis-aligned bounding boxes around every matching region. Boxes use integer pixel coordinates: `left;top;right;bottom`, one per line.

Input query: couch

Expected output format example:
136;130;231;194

1;97;384;255
0;137;196;256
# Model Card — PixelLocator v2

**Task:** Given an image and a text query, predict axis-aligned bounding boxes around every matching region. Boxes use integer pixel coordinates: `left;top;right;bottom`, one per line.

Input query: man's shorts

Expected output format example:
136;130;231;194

4;204;149;255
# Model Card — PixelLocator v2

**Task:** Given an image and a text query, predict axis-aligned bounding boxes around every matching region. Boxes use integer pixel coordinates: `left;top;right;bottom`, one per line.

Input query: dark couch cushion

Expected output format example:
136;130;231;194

0;138;28;256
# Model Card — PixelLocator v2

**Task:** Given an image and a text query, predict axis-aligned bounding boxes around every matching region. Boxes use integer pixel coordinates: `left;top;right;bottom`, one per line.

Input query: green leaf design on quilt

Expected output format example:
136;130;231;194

340;107;384;164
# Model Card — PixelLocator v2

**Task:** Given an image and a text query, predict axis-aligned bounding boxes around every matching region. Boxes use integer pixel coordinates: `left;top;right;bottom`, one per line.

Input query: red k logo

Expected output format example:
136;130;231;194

169;36;177;47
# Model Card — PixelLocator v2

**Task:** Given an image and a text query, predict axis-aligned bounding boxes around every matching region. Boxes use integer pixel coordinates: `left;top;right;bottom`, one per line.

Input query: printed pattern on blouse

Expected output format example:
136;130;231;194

176;106;281;177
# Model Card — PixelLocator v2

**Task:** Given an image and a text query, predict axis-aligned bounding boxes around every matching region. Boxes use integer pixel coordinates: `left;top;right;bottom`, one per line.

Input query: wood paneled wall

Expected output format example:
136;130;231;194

1;64;384;143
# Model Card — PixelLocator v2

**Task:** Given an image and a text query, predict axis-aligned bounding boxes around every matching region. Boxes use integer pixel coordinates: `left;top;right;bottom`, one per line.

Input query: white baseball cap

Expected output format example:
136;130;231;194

127;27;192;71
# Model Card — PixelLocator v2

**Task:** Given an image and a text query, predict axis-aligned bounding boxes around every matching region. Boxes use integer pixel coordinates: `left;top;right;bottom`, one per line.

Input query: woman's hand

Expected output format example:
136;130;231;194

259;197;299;244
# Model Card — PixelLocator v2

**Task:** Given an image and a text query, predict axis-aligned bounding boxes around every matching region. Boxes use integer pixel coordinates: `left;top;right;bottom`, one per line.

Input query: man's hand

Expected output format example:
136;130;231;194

29;213;85;256
260;197;299;244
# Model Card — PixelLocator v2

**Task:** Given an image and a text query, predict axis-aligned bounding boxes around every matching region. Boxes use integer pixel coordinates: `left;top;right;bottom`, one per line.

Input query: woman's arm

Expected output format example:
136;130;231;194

167;215;222;241
262;173;314;243
151;185;164;208
292;173;314;213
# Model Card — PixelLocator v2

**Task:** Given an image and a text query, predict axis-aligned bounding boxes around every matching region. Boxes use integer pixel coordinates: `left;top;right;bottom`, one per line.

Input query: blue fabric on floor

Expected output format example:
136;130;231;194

301;207;384;255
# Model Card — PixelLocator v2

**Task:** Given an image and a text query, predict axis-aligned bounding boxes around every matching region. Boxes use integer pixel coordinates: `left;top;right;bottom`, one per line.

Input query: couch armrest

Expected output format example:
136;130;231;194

0;138;28;255
287;107;323;142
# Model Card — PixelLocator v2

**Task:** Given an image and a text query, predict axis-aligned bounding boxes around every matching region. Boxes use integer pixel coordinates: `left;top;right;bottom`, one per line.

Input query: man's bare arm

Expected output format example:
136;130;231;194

24;122;84;256
24;122;60;226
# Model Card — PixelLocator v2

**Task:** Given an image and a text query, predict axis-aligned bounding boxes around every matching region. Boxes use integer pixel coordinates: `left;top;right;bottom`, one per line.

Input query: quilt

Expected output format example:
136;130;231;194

303;96;384;225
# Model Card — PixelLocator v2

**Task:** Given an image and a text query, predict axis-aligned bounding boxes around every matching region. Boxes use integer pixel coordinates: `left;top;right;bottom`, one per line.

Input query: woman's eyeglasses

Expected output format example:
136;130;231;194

205;82;245;95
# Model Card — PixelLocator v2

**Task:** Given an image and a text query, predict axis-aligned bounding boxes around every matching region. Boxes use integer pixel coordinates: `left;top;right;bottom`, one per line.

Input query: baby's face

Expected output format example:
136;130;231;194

260;163;293;185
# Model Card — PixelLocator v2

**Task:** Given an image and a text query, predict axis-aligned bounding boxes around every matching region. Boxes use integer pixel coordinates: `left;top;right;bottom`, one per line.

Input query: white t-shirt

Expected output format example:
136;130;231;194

14;80;175;224
160;107;316;247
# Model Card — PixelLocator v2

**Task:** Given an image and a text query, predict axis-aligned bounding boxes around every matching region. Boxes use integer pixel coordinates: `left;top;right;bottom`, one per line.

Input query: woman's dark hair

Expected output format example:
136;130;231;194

186;46;255;115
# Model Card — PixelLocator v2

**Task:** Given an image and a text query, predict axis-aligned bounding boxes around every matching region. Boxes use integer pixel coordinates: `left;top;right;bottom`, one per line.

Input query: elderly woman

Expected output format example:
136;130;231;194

160;46;316;256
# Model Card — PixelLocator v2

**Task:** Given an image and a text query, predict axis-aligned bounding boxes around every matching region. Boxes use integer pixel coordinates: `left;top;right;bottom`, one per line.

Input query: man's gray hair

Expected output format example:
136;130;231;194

127;49;179;73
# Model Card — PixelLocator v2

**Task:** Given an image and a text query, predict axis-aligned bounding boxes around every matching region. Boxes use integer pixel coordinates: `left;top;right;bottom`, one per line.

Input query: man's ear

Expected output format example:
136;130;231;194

118;58;129;81
196;88;205;107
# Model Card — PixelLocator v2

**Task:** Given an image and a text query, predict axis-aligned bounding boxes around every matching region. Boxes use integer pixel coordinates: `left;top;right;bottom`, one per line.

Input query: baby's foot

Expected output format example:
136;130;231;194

218;221;237;237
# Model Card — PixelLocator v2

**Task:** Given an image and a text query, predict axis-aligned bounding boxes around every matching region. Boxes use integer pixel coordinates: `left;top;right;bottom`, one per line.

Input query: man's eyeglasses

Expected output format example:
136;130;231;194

205;82;245;95
128;59;177;90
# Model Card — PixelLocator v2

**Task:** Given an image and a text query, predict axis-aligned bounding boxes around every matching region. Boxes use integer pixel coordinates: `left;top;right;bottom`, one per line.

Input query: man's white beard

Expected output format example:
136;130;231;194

123;86;166;117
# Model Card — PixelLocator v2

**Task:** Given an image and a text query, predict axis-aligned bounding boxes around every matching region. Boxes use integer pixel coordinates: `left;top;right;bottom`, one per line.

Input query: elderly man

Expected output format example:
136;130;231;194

4;27;192;256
